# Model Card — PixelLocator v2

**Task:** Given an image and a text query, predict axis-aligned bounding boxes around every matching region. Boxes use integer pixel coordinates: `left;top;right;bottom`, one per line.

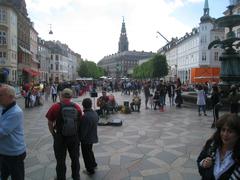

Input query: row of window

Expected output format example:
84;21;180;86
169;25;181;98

178;39;199;54
0;9;7;23
0;51;6;58
51;54;59;61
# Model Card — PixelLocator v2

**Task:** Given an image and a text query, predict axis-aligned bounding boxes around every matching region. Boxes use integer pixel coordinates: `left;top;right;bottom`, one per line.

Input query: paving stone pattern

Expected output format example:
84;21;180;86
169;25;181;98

16;92;218;180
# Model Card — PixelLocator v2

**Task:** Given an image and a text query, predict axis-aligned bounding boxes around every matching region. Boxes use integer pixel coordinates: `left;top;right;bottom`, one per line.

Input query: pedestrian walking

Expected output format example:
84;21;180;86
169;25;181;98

210;85;221;128
196;85;207;116
143;81;151;109
79;98;98;175
0;84;27;180
50;83;58;102
167;81;175;107
228;85;240;114
46;88;82;180
175;78;183;108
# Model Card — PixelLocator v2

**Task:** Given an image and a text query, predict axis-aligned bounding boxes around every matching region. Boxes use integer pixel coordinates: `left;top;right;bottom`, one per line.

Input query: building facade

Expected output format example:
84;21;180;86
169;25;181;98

38;38;51;83
158;0;224;84
98;19;155;77
0;2;18;83
46;41;79;83
0;0;84;84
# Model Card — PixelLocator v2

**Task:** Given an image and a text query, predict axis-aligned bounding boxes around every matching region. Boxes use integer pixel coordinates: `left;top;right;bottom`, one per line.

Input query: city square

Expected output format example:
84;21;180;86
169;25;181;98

19;92;216;180
1;0;240;179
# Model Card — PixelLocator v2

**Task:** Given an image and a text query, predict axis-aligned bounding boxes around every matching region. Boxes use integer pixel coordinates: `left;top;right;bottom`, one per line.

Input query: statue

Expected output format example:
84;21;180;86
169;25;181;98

208;2;240;92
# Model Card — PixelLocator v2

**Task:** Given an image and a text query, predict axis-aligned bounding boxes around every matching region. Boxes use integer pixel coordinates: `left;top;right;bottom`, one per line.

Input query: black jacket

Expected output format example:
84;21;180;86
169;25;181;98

79;109;99;144
197;139;238;180
211;92;220;107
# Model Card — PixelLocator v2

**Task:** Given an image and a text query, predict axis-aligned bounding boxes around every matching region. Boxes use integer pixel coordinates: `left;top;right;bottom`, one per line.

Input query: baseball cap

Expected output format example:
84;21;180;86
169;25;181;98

62;88;73;98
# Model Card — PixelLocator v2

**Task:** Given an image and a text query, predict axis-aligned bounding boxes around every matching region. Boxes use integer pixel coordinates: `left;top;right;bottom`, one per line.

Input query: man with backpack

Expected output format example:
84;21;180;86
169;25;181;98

46;88;82;180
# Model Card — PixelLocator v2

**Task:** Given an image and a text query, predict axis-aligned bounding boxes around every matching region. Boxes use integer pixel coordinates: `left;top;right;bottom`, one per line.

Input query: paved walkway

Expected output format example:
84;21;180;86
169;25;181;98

17;92;217;180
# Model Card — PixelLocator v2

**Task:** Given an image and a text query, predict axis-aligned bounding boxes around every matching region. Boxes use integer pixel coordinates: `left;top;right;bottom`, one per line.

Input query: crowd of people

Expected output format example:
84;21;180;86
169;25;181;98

0;78;240;179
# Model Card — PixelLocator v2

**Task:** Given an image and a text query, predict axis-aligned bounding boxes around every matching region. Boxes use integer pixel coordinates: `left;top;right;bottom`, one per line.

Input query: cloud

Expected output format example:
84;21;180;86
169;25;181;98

25;0;202;62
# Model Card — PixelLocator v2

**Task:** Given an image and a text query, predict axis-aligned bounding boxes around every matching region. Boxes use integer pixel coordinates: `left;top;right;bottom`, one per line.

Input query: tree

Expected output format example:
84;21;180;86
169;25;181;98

77;60;105;79
132;53;168;79
151;54;168;78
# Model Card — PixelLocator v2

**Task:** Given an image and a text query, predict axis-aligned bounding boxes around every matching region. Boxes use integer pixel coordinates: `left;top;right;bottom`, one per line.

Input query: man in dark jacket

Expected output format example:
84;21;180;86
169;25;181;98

79;98;98;175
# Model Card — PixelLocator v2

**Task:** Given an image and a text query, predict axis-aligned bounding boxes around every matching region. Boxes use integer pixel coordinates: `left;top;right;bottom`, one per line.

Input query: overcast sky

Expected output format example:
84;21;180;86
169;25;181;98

25;0;229;63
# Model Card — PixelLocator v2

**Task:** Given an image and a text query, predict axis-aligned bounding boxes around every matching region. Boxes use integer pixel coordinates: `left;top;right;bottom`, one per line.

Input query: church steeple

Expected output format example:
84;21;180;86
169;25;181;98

118;17;129;53
200;0;212;23
204;0;209;16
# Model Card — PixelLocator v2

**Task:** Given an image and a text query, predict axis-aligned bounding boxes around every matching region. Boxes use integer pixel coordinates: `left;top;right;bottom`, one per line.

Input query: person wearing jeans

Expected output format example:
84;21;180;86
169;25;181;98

196;85;207;116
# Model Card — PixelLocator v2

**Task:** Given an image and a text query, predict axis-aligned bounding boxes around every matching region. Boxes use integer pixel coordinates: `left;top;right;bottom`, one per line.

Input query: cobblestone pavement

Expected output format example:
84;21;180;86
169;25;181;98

17;91;217;180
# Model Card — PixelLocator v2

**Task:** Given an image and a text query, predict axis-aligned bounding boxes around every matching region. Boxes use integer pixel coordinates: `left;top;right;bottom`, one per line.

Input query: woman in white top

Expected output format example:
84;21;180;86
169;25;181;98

196;85;207;116
197;113;240;180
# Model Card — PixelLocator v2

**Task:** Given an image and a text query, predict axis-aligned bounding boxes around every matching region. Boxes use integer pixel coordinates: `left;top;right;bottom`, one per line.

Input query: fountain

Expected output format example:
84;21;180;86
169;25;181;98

208;0;240;94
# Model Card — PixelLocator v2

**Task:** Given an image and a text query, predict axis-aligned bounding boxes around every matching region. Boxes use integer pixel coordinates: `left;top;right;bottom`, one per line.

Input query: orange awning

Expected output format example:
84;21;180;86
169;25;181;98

23;68;40;77
191;67;220;83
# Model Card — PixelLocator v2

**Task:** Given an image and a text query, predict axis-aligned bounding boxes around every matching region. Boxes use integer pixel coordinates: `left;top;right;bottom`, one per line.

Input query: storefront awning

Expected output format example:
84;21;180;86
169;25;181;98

23;68;40;77
19;46;32;55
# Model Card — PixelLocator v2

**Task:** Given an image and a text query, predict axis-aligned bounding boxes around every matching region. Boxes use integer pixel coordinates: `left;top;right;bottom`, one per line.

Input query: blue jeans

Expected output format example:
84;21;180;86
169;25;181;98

159;96;165;107
198;105;206;114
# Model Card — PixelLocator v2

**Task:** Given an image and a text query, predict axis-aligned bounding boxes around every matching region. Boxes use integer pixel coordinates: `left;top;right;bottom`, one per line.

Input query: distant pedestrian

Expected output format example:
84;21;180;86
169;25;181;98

210;85;221;128
46;88;82;180
228;85;240;114
167;82;175;107
175;78;183;108
196;85;207;116
143;81;151;109
50;84;57;102
79;98;98;175
0;84;26;180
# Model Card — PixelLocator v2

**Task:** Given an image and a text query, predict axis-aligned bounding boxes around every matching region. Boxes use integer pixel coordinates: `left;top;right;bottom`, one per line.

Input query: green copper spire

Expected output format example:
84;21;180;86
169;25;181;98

204;0;209;16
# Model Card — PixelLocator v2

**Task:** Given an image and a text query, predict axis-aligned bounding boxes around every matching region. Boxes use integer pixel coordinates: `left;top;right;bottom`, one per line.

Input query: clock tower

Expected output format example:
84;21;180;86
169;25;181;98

118;17;129;53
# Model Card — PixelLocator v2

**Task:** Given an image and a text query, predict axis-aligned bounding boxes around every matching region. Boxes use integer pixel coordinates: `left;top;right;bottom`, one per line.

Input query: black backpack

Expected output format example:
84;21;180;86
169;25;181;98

57;102;79;136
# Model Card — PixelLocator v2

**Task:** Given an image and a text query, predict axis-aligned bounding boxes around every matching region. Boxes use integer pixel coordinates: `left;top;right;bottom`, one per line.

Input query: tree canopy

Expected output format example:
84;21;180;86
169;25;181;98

132;54;168;79
77;60;105;79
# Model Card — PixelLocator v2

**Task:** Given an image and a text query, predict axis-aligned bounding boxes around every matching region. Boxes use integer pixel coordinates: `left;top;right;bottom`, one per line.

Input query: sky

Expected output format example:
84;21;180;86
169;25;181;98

25;0;229;63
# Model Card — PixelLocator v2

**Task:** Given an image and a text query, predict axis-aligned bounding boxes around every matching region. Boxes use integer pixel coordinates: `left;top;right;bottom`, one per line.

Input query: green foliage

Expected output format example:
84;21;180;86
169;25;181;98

77;60;105;78
132;53;168;79
152;54;168;78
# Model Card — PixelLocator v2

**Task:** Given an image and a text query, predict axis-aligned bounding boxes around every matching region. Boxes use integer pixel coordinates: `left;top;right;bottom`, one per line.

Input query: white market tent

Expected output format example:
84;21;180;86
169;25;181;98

76;77;93;81
99;76;107;79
